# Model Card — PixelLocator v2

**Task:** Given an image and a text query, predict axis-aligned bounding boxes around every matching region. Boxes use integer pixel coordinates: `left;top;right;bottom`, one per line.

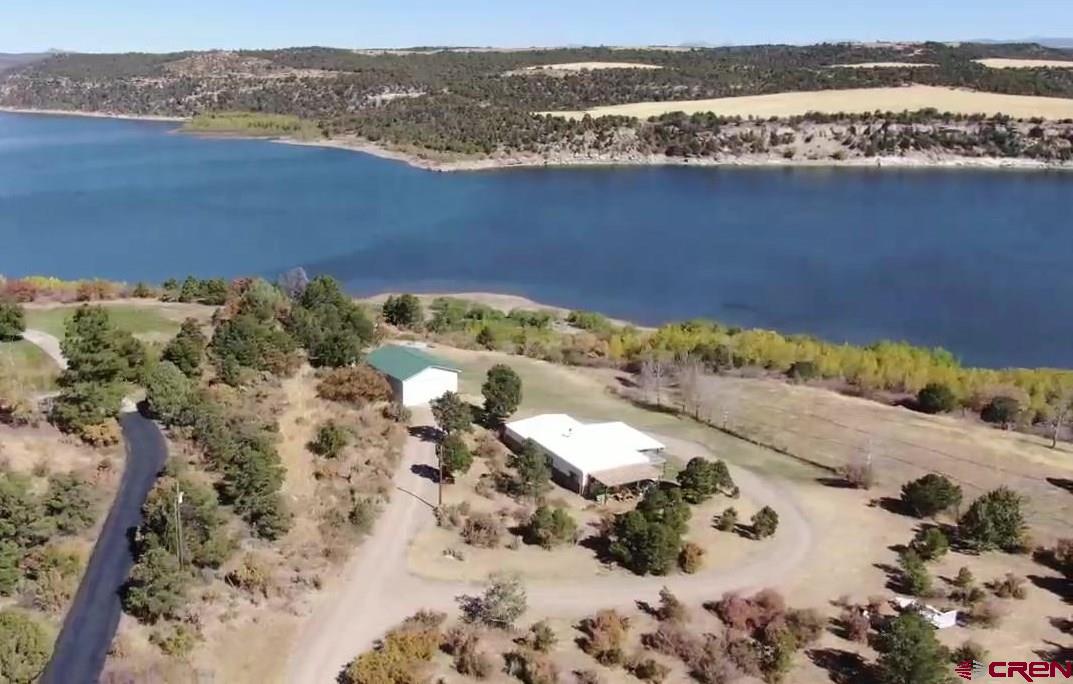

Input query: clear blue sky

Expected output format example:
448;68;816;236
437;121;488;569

2;0;1071;53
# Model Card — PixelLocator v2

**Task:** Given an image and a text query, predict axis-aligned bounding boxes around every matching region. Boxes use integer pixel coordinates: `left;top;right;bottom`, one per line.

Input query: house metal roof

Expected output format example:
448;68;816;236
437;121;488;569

505;413;664;478
366;345;460;381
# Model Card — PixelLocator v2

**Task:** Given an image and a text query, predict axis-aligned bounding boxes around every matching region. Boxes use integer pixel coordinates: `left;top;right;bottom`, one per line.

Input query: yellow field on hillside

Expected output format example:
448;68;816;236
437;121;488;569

827;61;936;68
975;58;1073;69
542;85;1073;119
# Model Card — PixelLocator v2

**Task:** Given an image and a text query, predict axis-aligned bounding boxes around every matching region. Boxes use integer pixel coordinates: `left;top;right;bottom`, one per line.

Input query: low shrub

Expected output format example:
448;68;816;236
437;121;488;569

951;640;989;666
839;460;875;489
308;420;350;458
78;420;121;447
910;527;950;561
505;649;559;684
625;654;671;683
655;587;689;623
751;507;779;539
461;513;503;548
678;542;705;574
579;609;630;666
967;599;1007;628
317;365;393;405
714;507;738;532
988;573;1027;600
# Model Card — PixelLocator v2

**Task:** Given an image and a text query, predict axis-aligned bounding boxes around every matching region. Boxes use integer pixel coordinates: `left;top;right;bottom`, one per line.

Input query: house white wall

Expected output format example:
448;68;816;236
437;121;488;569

399;367;458;407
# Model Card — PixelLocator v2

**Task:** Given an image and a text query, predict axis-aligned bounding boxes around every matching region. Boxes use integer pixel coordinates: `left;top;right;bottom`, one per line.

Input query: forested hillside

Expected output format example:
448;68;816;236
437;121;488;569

3;42;1073;162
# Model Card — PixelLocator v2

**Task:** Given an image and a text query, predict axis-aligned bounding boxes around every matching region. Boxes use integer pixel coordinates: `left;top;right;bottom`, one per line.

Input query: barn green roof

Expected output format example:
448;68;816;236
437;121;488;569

366;345;460;381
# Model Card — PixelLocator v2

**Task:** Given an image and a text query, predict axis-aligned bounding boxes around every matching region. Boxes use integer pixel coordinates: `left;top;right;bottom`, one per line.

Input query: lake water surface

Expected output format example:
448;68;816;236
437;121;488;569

1;112;1071;368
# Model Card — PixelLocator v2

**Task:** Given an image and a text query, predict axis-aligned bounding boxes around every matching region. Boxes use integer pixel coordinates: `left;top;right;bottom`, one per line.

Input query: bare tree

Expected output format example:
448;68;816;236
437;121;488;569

1048;388;1073;449
277;266;309;300
676;354;705;419
639;353;671;407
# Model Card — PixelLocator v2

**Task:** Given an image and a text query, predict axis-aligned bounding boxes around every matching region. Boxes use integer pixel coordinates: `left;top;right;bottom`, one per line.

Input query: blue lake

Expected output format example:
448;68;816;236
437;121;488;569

1;111;1071;368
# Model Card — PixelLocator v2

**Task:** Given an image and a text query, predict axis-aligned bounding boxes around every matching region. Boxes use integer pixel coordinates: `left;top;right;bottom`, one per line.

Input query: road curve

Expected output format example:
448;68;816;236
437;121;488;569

21;328;67;370
287;415;814;684
21;329;170;684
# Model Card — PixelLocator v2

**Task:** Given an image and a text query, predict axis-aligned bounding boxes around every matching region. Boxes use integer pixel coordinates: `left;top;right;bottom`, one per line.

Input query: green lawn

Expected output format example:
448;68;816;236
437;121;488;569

25;305;182;340
438;347;820;481
0;340;60;393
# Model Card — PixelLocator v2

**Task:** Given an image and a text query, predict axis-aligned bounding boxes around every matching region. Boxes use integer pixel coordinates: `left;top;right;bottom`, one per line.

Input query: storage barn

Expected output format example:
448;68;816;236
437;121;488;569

366;345;461;407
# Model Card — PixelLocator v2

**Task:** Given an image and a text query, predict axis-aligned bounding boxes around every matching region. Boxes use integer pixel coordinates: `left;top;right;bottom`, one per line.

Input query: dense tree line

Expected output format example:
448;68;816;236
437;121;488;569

417;295;1073;426
4;42;1072;160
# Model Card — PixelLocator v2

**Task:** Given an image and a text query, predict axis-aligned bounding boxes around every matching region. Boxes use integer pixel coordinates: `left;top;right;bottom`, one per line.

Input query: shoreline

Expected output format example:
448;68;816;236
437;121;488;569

0;106;187;123
4;106;1073;173
277;136;1073;173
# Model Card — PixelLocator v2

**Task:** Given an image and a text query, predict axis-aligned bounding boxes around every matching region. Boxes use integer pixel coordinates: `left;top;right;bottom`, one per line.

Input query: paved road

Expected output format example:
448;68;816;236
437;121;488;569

41;412;168;684
287;414;814;684
22;329;170;684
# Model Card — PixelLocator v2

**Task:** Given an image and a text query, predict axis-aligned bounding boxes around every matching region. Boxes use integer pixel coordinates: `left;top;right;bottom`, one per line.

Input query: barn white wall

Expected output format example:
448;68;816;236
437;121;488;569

399;367;458;406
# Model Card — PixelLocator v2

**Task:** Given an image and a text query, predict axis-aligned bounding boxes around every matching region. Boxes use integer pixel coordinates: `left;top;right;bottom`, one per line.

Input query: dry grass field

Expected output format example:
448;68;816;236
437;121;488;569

678;372;1073;540
827;61;936;68
542;84;1073;120
975;58;1073;69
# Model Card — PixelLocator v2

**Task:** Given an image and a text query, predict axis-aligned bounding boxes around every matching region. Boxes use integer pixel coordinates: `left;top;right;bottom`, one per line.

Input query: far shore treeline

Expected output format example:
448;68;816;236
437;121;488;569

3;273;1072;423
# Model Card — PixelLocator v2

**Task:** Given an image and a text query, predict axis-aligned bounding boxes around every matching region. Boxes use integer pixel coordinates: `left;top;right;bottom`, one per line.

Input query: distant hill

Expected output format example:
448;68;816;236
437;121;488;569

970;37;1073;49
0;53;49;72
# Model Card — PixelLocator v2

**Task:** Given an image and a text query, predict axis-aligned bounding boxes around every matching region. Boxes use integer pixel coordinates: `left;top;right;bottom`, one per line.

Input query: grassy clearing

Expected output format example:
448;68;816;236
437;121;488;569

0;340;60;393
183;111;322;140
542;85;1073;120
23;303;207;341
975;58;1073;69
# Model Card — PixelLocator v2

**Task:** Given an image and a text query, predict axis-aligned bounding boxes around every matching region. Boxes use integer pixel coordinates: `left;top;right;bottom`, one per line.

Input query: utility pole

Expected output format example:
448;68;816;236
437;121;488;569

174;482;185;568
437;445;444;507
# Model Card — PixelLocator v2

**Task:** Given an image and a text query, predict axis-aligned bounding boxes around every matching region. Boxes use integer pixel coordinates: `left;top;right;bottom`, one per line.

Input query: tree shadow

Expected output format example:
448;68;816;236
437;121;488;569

408;425;442;443
816;476;855;489
1047;477;1073;495
874;562;908;594
1035;641;1073;662
410;463;440;483
1028;574;1073;604
876;496;914;518
618;393;682;416
1050;616;1073;635
1032;547;1066;574
807;648;871;684
893;396;925;412
615;374;638;390
577;533;616;565
635;599;658;618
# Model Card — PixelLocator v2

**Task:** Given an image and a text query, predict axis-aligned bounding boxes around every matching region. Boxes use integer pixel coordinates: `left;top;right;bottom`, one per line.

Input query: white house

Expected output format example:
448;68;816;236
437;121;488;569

366;345;461;407
503;413;666;495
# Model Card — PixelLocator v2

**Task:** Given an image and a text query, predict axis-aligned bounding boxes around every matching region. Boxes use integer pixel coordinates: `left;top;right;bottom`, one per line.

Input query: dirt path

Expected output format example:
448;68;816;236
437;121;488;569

287;416;814;683
286;406;444;684
22;328;66;369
